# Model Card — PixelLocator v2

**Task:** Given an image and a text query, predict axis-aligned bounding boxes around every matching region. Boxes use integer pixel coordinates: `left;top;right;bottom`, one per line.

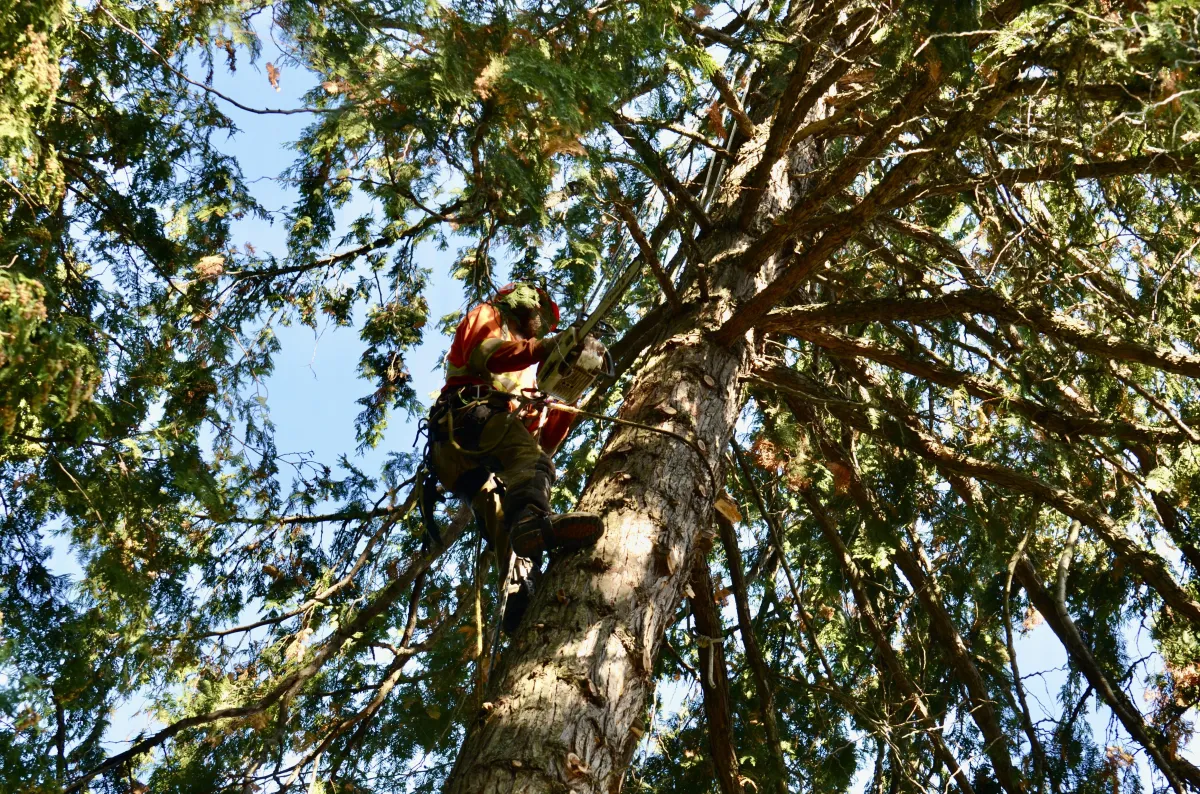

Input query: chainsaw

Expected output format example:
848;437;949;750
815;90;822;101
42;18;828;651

536;257;646;404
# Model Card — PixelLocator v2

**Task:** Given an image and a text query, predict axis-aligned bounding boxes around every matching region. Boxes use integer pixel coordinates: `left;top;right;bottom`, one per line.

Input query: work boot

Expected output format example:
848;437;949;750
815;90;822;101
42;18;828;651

510;508;604;557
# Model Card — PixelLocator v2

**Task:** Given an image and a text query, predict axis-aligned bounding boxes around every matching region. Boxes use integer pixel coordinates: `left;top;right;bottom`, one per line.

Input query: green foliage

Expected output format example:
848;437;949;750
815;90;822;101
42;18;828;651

6;0;1200;791
0;271;99;437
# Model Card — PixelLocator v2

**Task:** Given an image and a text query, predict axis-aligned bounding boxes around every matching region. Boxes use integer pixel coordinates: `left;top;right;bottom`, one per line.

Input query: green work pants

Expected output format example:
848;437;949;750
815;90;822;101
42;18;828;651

431;410;545;552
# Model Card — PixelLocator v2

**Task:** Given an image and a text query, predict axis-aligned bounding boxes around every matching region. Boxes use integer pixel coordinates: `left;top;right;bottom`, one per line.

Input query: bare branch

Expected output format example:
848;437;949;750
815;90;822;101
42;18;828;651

688;555;744;794
610;199;683;311
609;117;714;231
758;289;1200;380
715;508;789;794
709;65;757;141
99;7;338;116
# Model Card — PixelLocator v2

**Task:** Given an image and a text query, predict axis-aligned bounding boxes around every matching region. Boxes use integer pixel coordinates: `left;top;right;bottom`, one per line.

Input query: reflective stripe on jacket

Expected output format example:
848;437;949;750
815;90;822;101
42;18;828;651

441;302;572;450
444;303;542;394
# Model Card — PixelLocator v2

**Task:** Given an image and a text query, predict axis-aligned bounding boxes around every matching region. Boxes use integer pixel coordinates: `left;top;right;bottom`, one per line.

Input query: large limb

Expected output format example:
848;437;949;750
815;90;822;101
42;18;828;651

758;332;1178;446
758;289;1200;380
717;45;1035;344
891;152;1200;207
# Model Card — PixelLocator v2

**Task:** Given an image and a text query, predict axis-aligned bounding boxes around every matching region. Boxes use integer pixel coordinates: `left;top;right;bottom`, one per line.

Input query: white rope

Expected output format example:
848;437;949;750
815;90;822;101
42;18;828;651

693;633;725;688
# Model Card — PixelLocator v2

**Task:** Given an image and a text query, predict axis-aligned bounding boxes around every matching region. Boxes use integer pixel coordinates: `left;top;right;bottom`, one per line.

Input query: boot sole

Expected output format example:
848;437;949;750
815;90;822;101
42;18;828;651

511;513;603;557
550;512;604;550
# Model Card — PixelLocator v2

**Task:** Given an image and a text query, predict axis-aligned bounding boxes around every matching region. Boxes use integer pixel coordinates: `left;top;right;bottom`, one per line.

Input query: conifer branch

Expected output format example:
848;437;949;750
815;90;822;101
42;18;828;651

801;420;1024;794
761;364;1200;627
98;6;339;116
610;199;683;312
760;331;1181;445
798;488;978;794
759;289;1200;379
65;505;471;793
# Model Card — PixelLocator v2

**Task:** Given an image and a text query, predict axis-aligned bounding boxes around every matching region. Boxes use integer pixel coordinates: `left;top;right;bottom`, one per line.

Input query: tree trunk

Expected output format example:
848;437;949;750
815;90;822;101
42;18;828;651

442;295;748;794
443;123;818;794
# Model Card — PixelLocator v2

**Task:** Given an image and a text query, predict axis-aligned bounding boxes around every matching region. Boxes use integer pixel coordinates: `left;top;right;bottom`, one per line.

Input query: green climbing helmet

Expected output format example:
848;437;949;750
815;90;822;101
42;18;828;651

493;282;560;334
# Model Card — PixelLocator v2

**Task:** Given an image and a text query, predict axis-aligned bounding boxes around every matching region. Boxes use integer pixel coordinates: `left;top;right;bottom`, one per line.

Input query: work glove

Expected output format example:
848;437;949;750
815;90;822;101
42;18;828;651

575;334;608;372
536;326;579;362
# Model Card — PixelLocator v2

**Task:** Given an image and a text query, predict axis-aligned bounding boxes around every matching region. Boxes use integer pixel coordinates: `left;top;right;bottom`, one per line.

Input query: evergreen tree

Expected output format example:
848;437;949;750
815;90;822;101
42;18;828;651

4;0;1200;792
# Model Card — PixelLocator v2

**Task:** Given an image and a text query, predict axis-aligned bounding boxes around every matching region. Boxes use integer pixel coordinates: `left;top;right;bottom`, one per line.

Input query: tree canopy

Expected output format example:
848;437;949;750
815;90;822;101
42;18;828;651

5;0;1200;791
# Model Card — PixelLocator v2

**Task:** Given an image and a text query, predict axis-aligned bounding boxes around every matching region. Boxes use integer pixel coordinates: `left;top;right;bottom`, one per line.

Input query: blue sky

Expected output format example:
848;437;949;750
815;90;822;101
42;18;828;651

211;45;462;473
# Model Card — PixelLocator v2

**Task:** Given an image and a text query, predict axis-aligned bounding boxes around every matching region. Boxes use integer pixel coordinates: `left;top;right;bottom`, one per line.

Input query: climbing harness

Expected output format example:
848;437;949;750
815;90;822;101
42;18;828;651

417;385;721;549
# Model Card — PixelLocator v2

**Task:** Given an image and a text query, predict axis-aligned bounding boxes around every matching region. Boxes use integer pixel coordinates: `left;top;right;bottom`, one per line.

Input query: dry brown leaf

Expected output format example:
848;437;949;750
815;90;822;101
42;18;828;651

266;62;281;91
706;100;726;138
194;254;224;278
826;460;852;494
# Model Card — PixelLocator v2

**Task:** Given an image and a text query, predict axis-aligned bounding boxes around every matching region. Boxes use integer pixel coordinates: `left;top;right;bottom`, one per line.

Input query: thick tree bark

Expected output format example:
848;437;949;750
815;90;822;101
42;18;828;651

443;96;820;794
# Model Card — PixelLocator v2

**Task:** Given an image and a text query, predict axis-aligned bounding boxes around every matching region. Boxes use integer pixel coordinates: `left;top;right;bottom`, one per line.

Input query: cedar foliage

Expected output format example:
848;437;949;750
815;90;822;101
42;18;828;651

4;0;1200;791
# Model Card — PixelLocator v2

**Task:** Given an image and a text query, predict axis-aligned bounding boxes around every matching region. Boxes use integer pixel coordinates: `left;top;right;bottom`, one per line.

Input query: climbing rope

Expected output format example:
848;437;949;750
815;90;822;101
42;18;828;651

692;632;725;688
516;391;722;498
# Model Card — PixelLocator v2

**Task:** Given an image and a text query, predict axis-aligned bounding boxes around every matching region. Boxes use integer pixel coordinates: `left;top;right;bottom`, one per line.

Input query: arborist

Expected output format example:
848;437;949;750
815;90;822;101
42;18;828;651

426;283;605;629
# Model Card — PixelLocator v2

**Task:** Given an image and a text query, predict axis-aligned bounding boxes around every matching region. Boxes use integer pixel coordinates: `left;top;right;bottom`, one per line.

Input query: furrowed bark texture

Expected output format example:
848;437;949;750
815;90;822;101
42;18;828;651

443;105;824;794
443;292;749;794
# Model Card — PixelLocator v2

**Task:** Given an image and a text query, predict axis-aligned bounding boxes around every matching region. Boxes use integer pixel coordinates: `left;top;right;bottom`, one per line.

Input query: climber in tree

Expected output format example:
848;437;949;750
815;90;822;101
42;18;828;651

429;283;604;625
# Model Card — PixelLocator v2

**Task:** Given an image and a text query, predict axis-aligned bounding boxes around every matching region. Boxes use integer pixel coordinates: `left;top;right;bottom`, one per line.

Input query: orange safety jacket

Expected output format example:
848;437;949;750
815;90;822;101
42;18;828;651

442;302;573;451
